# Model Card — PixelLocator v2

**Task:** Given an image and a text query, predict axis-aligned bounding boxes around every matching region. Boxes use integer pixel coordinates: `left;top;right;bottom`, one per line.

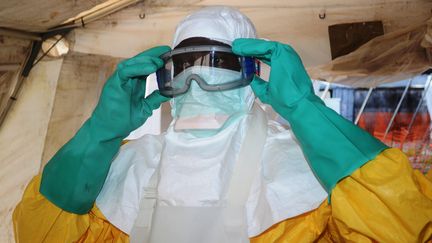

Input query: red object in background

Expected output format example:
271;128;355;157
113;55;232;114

358;112;431;172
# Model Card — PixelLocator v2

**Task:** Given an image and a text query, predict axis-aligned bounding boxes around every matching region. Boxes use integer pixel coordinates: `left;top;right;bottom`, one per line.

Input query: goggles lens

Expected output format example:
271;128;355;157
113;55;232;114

156;45;258;97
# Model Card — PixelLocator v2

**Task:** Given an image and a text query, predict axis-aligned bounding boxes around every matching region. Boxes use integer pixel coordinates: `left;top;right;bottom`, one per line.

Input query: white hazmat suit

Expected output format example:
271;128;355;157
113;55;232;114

96;6;327;243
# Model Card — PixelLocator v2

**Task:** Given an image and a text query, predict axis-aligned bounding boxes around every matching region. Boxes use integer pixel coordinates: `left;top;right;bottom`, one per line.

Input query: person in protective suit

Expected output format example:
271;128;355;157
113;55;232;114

13;6;432;243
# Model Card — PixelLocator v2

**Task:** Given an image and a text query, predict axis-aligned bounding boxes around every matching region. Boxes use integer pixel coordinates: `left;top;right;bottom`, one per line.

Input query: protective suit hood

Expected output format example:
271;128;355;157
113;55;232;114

172;6;257;47
170;6;257;134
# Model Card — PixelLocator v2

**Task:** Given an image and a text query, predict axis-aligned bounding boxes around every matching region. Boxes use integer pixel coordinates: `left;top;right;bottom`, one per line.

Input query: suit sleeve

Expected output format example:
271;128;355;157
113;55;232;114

252;148;432;242
13;174;129;243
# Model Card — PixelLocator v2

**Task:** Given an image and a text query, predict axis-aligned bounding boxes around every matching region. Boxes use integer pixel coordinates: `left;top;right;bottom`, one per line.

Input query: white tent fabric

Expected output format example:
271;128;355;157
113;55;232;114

0;59;63;242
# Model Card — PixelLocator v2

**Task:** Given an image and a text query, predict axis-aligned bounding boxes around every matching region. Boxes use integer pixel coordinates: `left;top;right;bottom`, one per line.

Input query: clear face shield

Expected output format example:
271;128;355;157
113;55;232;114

156;45;258;97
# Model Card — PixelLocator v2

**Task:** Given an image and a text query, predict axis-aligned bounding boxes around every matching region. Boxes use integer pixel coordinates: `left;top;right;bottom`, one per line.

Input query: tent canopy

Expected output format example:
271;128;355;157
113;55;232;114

0;0;122;32
1;0;431;79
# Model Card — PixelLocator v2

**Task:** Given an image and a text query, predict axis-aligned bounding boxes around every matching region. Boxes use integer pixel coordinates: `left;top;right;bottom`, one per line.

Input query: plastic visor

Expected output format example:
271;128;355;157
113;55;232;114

156;45;258;97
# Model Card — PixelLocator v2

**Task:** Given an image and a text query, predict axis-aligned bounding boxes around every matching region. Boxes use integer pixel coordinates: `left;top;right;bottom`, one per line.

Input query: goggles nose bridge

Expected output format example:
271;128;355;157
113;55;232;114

185;73;208;90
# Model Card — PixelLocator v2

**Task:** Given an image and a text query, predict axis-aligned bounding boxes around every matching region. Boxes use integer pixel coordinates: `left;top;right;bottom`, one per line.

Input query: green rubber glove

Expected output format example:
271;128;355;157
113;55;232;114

233;39;387;195
40;46;171;214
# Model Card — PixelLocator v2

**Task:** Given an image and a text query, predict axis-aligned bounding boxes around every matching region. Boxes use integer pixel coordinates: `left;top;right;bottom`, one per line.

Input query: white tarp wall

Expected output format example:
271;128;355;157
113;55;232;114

0;59;62;242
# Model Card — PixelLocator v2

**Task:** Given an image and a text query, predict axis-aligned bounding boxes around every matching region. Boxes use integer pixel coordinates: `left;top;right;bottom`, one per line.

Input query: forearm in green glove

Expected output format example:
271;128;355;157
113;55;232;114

233;39;388;195
40;46;171;214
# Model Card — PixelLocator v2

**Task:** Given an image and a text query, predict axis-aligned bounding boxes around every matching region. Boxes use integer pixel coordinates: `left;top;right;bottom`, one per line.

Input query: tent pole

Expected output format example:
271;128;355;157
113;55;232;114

320;82;331;99
406;75;432;135
384;79;413;140
80;0;142;24
0;41;38;128
355;87;374;125
0;74;25;129
0;27;41;41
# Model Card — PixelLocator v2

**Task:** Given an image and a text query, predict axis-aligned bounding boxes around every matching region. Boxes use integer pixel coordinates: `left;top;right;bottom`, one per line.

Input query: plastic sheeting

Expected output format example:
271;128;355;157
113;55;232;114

309;18;432;88
0;59;63;242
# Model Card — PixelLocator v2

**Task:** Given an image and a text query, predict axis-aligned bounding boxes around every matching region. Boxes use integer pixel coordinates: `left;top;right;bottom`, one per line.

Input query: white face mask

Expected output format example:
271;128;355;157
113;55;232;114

170;66;254;135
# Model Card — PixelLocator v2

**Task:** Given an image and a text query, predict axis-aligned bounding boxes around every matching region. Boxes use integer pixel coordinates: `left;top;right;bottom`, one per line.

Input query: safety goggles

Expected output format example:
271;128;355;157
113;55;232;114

156;45;259;97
